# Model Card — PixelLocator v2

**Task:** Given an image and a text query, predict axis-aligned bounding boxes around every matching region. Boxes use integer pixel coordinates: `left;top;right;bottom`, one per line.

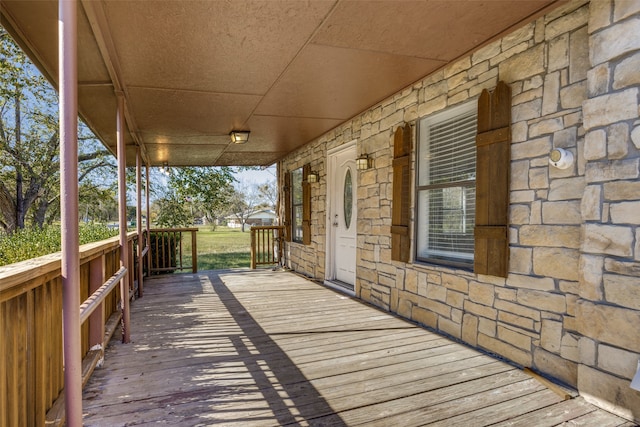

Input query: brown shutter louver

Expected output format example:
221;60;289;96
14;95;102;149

283;170;292;242
391;124;412;262
474;80;511;277
302;164;311;245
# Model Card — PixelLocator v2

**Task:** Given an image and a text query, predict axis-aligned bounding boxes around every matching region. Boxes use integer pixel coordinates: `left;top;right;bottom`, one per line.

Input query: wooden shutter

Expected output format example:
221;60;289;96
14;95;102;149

302;164;311;245
283;171;291;242
474;81;511;277
391;124;412;262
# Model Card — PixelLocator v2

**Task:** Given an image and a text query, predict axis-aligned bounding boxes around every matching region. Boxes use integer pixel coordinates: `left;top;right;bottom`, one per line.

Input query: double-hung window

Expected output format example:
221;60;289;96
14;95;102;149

416;101;477;267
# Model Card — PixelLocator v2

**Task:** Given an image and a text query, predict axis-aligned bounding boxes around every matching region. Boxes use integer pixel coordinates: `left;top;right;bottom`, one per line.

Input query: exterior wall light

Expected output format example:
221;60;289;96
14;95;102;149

230;130;250;144
356;154;372;170
307;171;319;183
549;147;574;169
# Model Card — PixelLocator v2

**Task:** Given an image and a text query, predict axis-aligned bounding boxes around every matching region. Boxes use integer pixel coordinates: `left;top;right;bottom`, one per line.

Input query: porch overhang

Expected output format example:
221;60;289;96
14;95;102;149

1;0;564;167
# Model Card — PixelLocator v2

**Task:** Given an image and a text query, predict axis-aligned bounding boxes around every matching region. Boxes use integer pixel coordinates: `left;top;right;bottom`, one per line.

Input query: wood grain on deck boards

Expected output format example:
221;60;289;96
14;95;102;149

82;270;632;426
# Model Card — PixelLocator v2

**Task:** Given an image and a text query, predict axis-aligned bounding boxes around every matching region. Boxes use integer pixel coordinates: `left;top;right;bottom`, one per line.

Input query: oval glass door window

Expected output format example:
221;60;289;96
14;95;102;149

343;168;353;229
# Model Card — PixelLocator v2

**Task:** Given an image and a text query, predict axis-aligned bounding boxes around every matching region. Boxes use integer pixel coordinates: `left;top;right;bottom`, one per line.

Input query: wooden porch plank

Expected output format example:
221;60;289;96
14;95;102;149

255;359;518;425
83;322;443;380
303;354;500;396
82;270;632;426
490;397;600;426
423;388;563;427
314;374;541;427
83;340;469;405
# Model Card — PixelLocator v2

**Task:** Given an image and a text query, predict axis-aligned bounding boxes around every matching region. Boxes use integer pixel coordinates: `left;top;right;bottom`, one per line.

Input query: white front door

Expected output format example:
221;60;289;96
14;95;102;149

326;142;357;291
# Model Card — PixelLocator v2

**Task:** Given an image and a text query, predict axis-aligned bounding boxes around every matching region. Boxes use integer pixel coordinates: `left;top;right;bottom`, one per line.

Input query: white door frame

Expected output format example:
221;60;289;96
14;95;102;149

325;140;357;296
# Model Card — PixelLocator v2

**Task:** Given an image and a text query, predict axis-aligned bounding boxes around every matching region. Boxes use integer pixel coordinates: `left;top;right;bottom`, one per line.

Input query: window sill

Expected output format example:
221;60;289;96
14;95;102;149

412;258;474;276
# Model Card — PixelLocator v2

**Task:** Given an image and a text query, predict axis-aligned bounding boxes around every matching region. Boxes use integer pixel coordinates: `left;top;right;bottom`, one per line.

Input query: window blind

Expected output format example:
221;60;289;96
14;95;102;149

422;112;476;186
417;102;477;265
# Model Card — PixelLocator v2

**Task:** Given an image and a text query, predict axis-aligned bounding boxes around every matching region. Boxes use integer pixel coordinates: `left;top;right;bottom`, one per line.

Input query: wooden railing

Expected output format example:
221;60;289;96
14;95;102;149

0;227;197;425
0;233;141;427
250;226;285;269
148;228;198;274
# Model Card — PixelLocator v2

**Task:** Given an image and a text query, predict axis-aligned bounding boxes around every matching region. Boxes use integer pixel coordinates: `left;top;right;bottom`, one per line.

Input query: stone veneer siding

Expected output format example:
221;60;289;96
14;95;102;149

278;0;640;421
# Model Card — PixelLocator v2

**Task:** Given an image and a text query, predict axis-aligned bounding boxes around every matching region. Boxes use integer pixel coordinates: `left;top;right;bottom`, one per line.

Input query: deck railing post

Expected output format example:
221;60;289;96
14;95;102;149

191;230;198;273
277;227;284;267
250;228;257;269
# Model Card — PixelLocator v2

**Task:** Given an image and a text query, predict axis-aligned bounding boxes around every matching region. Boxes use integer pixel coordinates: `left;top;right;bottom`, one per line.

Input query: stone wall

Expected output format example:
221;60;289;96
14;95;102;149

278;0;640;421
574;0;640;420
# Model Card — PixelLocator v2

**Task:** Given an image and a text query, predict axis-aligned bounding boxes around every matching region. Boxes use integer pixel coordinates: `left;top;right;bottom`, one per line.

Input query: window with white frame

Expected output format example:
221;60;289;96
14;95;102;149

416;101;477;267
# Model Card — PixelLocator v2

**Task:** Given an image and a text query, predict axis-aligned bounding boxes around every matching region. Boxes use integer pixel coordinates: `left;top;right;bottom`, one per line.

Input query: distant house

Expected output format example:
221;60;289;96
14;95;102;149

226;209;277;229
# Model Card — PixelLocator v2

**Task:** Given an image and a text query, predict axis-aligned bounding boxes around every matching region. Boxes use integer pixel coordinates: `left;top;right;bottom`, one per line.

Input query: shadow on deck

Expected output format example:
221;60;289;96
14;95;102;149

82;270;632;426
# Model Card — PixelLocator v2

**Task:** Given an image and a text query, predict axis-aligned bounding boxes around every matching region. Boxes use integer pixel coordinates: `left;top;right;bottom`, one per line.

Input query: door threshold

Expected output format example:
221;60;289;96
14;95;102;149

323;280;356;297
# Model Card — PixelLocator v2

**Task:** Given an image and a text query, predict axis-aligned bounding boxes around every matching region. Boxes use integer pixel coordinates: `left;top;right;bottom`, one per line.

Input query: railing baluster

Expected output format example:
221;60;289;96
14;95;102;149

259;229;264;264
178;231;183;271
250;228;257;269
162;232;166;271
153;231;158;276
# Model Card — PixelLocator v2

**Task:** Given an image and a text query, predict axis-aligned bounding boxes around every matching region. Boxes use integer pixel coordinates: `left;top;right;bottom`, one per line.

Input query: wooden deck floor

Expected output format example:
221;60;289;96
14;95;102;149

82;270;633;426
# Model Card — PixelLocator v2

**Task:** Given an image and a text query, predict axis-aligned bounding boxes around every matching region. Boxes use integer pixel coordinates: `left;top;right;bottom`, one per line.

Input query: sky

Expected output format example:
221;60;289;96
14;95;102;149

233;165;276;188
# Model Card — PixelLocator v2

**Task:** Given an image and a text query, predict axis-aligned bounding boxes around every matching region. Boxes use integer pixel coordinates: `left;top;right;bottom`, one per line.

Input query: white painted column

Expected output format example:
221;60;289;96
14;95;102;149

58;0;83;424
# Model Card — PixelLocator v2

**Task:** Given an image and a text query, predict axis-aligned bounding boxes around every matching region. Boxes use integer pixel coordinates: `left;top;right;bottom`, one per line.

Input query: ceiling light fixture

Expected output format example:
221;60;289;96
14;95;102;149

160;162;170;176
230;130;250;144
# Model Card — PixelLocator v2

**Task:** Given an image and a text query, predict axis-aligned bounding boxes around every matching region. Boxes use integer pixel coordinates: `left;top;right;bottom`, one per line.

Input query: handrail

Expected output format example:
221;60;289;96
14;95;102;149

0;233;125;296
79;266;127;324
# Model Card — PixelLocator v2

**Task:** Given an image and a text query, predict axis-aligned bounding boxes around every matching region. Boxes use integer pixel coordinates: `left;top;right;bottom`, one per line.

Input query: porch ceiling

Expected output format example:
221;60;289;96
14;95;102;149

1;0;562;167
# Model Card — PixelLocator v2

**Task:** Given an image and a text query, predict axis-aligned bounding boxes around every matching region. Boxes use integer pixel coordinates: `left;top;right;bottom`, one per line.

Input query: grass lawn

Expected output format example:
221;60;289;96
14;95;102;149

183;226;252;271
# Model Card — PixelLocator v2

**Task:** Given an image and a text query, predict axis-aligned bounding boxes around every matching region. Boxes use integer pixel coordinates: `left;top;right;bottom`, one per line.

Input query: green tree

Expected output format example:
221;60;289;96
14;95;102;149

154;195;192;228
168;167;235;225
78;183;118;223
0;27;114;232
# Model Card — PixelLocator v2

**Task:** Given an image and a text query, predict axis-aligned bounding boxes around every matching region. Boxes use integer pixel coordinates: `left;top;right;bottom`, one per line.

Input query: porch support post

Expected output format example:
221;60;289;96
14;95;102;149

116;94;131;343
145;162;151;275
58;0;83;424
135;146;143;296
